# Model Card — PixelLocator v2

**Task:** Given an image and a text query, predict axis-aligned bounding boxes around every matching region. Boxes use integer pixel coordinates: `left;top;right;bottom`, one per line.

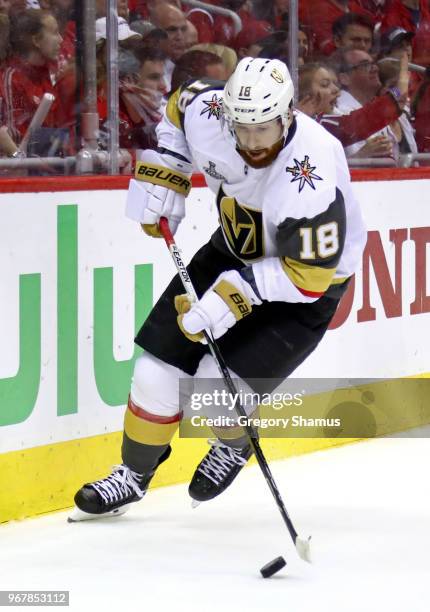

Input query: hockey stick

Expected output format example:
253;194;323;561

159;217;311;563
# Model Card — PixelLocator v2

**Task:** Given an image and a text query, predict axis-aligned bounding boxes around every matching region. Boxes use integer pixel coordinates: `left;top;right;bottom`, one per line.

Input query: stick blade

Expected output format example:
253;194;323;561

295;536;312;563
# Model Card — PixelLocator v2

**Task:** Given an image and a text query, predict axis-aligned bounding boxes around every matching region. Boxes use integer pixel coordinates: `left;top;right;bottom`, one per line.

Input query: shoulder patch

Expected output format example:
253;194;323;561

285;155;323;193
166;79;224;131
200;93;223;120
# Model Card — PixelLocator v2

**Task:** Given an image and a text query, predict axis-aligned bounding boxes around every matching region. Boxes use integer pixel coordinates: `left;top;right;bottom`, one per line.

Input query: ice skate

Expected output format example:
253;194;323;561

188;439;252;504
68;464;149;522
69;446;171;522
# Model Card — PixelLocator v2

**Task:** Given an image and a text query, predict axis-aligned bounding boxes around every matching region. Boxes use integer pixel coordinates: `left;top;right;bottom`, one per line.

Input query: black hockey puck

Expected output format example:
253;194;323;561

260;556;287;578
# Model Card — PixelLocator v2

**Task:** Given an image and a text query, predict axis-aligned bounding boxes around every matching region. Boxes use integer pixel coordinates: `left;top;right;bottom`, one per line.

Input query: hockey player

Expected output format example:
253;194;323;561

71;57;366;521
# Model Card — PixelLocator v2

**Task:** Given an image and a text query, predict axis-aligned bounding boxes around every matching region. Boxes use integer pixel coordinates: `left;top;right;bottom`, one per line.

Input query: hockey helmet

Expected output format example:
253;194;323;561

222;57;295;167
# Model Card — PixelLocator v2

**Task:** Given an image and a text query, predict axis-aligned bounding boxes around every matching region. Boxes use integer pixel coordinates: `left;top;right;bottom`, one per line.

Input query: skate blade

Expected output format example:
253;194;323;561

191;499;201;509
67;503;131;522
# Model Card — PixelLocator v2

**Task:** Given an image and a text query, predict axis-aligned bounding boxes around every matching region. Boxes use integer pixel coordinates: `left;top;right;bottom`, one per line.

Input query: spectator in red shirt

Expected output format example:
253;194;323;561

300;0;375;57
2;9;68;145
39;0;75;69
381;0;430;66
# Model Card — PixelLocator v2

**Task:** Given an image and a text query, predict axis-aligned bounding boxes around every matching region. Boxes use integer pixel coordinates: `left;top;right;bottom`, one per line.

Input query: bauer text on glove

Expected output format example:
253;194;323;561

125;149;192;237
175;270;262;343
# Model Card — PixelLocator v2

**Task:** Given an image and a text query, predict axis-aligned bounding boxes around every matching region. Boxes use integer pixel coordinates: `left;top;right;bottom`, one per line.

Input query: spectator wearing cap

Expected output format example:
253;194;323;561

233;20;274;59
300;0;375;57
332;13;374;53
378;27;421;96
381;0;430;66
336;48;396;159
379;27;414;62
149;2;188;90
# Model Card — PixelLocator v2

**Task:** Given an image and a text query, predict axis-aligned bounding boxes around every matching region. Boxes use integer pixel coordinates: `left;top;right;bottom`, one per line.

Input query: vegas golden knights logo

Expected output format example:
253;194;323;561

217;191;264;261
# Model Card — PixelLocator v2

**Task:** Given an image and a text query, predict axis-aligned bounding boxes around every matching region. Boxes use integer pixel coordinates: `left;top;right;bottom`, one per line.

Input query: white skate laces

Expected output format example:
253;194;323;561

90;465;145;505
198;439;249;486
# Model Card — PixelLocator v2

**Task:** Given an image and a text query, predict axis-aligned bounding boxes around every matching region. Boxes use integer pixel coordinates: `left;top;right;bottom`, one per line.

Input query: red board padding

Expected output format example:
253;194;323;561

0;168;429;194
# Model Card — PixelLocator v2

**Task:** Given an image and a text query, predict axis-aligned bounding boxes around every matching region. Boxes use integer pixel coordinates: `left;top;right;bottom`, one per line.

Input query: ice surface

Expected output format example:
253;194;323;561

1;437;429;612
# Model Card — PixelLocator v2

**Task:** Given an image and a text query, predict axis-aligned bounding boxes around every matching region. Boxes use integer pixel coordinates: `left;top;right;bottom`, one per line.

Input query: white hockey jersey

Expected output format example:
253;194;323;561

127;79;366;304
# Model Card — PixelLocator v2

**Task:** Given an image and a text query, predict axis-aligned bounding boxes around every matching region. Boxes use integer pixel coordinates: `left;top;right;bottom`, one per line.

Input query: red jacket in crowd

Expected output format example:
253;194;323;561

381;0;430;65
317;92;402;147
1;57;67;142
300;0;375;55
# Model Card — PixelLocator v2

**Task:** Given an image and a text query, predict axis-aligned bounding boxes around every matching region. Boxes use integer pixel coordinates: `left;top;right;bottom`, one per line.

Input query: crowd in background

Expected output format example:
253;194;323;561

1;0;430;172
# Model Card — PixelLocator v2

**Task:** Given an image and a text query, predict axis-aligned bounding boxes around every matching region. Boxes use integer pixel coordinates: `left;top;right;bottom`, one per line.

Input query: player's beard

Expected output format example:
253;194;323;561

236;136;285;169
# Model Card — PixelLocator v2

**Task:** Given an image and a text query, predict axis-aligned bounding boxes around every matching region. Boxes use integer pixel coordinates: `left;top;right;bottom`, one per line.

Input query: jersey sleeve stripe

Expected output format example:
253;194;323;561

280;256;336;293
166;87;182;130
296;287;325;298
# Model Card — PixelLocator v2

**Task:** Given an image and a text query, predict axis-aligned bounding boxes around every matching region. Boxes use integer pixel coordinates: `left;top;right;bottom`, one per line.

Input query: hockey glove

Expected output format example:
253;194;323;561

126;149;192;237
175;270;262;343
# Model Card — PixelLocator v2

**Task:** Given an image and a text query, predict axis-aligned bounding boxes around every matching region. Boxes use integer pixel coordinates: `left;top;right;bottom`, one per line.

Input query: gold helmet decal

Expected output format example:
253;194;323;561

270;68;284;84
